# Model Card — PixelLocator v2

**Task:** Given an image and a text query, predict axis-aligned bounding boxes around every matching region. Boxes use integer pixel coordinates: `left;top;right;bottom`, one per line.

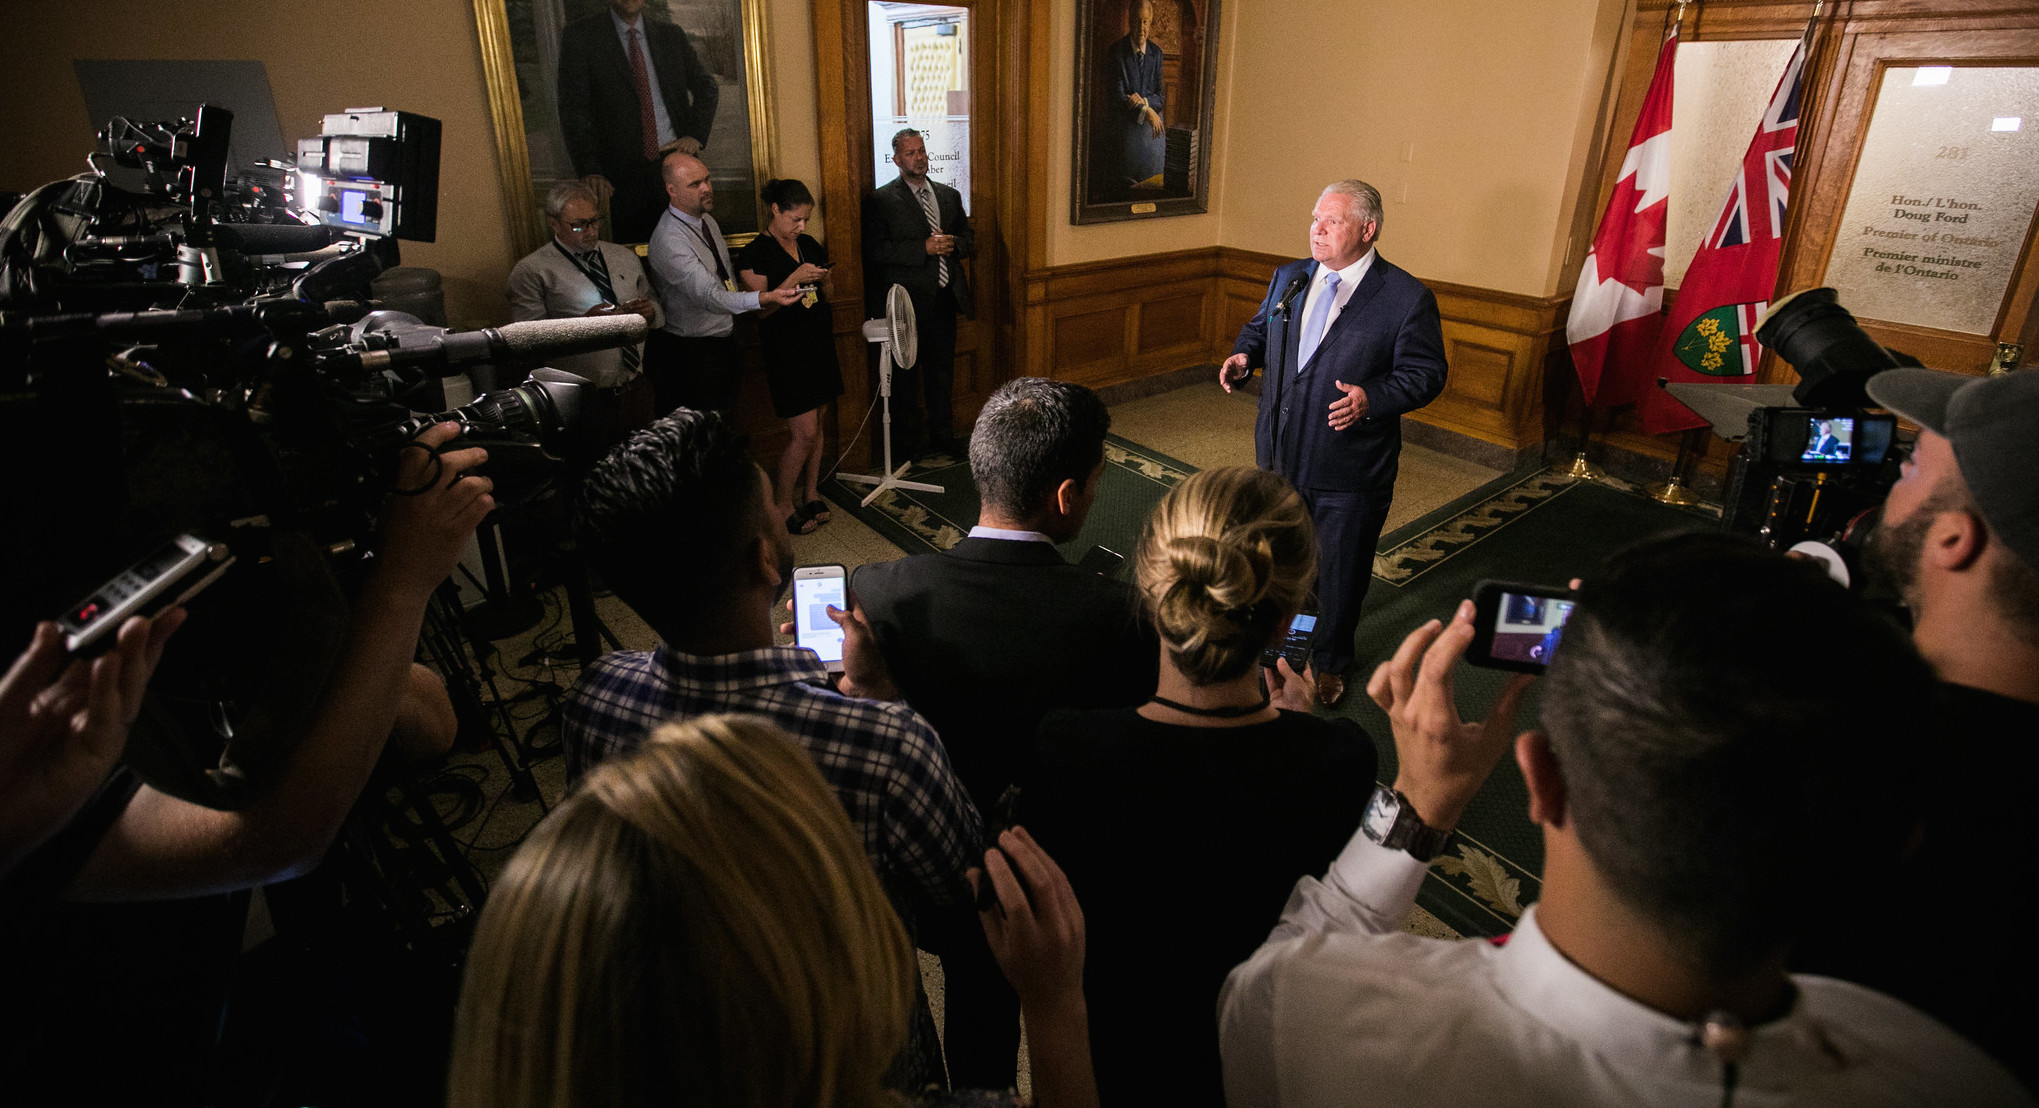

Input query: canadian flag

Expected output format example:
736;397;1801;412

1639;31;1811;433
1566;27;1676;409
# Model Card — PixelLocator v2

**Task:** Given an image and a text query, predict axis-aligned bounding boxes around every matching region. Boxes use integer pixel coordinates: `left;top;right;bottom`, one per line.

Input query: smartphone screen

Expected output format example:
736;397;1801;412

791;565;847;671
1469;580;1576;674
1262;610;1317;668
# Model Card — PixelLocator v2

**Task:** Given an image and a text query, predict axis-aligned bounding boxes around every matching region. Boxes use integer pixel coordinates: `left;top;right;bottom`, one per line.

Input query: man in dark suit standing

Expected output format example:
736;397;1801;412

851;376;1158;1088
556;0;720;244
862;128;974;457
1221;179;1448;705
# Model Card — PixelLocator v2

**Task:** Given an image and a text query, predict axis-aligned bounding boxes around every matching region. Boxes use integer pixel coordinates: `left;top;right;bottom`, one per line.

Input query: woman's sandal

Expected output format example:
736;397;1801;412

804;499;832;525
785;503;819;535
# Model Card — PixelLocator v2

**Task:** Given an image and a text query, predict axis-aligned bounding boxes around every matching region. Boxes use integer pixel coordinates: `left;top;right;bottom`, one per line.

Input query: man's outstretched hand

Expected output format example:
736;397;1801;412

1220;353;1252;393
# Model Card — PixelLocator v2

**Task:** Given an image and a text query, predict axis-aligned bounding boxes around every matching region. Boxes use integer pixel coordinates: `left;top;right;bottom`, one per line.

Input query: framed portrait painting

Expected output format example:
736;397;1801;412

475;0;778;253
1071;0;1220;224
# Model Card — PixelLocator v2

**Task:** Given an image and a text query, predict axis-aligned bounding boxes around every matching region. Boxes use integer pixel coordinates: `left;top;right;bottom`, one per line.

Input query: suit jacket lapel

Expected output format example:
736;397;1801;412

1303;257;1389;373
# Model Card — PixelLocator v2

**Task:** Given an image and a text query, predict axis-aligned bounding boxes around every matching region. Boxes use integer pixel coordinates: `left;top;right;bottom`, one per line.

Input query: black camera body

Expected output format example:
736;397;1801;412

1721;406;1903;549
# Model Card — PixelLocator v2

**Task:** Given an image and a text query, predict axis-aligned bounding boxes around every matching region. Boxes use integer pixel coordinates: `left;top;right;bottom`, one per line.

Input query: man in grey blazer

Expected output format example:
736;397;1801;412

507;181;662;446
646;152;799;415
862;129;974;457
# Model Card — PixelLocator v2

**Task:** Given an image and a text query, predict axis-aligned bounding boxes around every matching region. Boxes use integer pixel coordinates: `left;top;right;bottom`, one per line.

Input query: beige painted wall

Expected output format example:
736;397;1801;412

1039;0;1624;295
0;0;829;327
1214;0;1625;298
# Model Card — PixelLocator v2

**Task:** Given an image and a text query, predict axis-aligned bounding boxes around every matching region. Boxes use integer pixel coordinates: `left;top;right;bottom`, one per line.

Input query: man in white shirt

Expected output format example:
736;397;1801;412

1220;532;2031;1108
645;152;799;415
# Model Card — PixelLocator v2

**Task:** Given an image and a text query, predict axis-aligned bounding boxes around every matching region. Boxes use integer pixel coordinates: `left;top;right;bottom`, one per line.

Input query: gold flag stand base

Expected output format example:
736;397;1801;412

1648;475;1701;506
1562;451;1605;481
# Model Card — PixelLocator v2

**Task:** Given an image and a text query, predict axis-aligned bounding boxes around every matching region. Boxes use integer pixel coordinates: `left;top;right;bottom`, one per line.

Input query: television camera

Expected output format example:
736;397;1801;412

1669;288;1924;586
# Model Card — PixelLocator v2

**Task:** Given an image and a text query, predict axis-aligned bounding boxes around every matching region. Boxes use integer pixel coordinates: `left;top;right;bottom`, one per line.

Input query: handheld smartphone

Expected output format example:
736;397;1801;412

1261;608;1318;670
791;564;848;674
1077;544;1124;577
1467;579;1576;674
58;534;234;657
973;784;1030;912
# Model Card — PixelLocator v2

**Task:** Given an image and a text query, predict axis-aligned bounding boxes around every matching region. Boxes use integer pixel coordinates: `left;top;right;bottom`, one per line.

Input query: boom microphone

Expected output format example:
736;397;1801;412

337;313;648;374
218;223;343;255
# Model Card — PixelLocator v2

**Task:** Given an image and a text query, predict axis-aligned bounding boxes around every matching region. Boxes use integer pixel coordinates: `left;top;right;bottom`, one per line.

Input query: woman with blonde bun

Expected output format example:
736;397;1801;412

1023;466;1378;1106
449;713;1098;1108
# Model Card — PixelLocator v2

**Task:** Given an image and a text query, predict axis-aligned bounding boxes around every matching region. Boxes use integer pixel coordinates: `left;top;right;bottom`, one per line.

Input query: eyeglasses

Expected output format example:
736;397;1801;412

559;220;597;232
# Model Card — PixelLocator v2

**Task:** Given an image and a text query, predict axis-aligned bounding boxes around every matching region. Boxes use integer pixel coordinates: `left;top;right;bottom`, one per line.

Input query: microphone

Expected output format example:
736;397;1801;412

1274;273;1310;315
217;223;343;255
337;313;649;374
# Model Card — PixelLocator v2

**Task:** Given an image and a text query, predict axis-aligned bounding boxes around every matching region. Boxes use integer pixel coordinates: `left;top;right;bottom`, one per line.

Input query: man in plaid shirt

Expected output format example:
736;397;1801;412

562;409;981;917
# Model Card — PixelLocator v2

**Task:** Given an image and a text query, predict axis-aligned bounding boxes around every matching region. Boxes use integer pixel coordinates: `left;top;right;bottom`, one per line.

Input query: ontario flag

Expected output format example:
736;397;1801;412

1638;31;1811;433
1566;26;1676;408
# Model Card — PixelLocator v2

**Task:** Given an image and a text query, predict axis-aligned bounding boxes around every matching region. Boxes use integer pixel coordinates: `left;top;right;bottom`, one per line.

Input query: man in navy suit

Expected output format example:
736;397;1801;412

1221;179;1448;704
556;0;720;244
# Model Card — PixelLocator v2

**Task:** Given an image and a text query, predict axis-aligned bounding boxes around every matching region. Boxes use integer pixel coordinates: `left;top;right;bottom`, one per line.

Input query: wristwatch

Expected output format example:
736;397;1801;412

1361;785;1453;862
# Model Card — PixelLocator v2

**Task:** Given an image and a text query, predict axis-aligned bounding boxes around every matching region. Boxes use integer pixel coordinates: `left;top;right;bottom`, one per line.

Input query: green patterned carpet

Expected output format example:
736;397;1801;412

826;445;1718;938
819;433;1195;567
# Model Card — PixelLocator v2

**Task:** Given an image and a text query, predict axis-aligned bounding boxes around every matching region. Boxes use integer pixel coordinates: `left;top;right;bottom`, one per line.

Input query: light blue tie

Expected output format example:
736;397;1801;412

1299;270;1340;371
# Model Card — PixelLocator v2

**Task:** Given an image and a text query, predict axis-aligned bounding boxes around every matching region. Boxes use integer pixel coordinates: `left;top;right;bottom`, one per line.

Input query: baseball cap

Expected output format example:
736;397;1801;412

1865;368;2039;571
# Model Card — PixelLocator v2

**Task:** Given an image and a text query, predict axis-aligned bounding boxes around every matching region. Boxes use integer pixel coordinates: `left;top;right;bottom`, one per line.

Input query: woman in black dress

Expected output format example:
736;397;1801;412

736;179;843;535
1023;466;1378;1106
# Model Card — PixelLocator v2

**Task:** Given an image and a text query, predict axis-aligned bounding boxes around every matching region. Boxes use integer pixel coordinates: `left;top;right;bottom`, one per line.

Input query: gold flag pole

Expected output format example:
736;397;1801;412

1563;401;1605;481
1649;428;1704;505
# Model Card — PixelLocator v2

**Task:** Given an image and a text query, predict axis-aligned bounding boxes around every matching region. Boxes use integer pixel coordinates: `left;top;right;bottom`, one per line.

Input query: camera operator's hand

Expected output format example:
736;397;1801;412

1;611;184;875
374;422;493;603
1365;600;1533;831
761;285;804;308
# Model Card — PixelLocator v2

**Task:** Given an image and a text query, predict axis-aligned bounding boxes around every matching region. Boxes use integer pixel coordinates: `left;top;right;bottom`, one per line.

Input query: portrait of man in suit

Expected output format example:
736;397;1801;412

1074;0;1219;221
1220;179;1450;704
555;0;721;243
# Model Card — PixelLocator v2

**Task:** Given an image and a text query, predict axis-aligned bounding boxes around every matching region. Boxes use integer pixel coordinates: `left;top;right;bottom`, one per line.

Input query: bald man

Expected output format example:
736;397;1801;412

645;152;800;415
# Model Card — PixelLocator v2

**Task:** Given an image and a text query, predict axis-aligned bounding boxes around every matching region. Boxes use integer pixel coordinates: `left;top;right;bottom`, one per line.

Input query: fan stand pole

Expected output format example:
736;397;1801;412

837;339;945;506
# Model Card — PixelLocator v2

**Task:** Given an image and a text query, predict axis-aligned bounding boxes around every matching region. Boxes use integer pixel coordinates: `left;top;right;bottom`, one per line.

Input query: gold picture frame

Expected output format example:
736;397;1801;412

474;0;779;255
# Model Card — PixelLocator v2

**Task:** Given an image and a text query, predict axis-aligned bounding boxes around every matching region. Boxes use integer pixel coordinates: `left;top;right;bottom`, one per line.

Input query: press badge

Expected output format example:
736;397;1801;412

723;278;738;293
800;286;819;309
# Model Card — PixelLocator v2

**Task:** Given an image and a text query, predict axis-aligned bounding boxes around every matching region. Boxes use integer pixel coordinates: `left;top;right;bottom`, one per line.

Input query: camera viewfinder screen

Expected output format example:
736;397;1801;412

339;189;370;227
1801;417;1855;464
1278;613;1315;653
792;575;845;664
1489;592;1575;666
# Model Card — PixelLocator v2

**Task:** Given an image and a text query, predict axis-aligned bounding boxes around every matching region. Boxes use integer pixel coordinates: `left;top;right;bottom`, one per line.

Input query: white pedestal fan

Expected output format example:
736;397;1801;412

839;283;946;506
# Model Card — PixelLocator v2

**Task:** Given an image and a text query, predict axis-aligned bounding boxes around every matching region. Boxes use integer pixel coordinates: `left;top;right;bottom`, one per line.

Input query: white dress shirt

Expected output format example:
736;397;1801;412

1218;831;2032;1108
1295;247;1377;360
610;9;677;147
967;525;1054;543
648;206;760;337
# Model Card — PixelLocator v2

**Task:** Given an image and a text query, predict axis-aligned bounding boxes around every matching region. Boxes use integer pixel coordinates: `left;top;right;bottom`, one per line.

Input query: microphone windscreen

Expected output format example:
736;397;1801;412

493;313;648;362
224;223;343;254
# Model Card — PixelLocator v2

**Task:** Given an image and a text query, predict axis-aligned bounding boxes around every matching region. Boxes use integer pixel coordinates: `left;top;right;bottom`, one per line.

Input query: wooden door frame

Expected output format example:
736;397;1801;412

812;0;1034;466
